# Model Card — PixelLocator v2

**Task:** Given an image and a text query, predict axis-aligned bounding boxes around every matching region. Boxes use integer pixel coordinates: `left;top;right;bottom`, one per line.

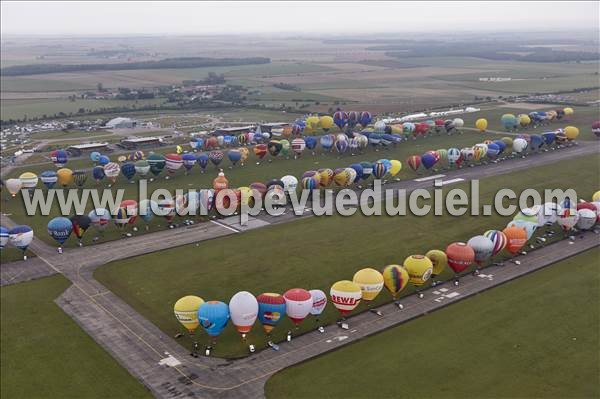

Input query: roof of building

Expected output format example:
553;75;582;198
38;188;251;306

67;142;110;150
106;117;136;126
215;125;255;132
121;136;162;143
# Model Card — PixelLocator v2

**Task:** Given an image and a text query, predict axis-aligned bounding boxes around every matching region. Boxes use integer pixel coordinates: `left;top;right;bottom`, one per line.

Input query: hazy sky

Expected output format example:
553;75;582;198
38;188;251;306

1;1;598;35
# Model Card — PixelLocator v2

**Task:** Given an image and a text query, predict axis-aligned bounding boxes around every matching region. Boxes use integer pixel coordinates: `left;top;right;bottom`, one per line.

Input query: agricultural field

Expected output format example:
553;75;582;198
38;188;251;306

93;153;600;358
265;247;600;399
0;275;152;399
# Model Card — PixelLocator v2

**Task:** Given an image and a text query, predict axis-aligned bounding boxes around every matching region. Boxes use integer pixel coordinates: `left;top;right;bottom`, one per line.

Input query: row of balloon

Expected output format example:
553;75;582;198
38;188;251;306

496;107;574;132
170;193;600;354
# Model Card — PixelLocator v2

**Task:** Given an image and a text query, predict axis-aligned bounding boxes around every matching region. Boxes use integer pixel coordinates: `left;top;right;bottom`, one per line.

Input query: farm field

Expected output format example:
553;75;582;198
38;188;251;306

0;275;152;399
265;247;600;399
93;153;600;358
2;124;530;248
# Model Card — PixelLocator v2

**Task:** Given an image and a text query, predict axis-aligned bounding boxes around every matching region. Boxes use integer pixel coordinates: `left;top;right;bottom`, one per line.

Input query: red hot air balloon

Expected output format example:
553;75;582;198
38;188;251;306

283;288;313;326
445;242;475;274
407;155;421;172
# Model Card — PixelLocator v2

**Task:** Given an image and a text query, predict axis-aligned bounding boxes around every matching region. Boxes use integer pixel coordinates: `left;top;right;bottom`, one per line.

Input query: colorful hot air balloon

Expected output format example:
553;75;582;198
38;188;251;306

114;200;138;229
333;111;348;130
147;153;166;177
389;160;402;178
502;225;528;255
165;153;183;176
257;293;286;335
40;170;58;189
229;291;258;338
50;150;68;168
501;114;518;131
89;208;111;233
47;217;72;248
198;301;230;340
445;243;475;274
353;268;384;301
382;265;409;299
283;288;313;326
475;118;488;132
70;214;91;245
483;230;507;257
425;249;448;277
556;207;579;233
254;144;268;161
8;225;34;258
406;155;421;172
19;172;38;194
403;255;433;286
103;163;120;184
330;280;362;316
174;296;204;333
309;289;327;317
467;235;495;266
359;111;372;128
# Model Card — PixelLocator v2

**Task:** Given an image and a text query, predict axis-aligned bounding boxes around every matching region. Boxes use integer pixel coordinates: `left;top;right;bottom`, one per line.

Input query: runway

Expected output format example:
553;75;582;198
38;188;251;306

1;141;599;398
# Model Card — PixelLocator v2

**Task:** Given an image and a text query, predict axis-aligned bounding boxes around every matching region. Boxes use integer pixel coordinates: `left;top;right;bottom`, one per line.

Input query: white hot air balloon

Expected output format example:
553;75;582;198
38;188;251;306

309;289;327;316
229;291;258;338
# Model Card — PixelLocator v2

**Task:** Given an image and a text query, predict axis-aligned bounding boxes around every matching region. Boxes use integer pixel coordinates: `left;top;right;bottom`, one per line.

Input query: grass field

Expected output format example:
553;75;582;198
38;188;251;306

265;247;600;399
93;153;600;357
0;275;152;398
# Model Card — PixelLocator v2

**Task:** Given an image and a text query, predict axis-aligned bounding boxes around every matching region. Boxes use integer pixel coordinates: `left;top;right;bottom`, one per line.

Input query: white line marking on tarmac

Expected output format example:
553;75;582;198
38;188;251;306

413;174;445;182
437;178;465;186
210;220;241;233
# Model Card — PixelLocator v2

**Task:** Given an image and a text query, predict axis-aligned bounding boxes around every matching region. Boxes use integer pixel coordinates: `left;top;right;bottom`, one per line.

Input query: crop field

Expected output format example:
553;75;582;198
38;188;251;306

265;247;600;399
0;275;152;398
93;154;600;357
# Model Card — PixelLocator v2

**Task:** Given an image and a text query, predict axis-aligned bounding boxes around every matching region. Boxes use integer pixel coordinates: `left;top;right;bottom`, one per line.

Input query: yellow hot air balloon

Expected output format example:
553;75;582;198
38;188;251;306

19;172;39;191
319;115;334;131
174;295;205;333
475;118;488;132
238;147;249;164
426;249;448;277
353;268;384;301
389;160;402;178
176;145;183;154
592;190;600;202
564;126;579;140
330;280;362;316
563;107;574;116
56;168;74;187
403;255;433;286
518;114;531;127
117;155;127;163
381;265;409;299
306;116;320;130
333;169;351;187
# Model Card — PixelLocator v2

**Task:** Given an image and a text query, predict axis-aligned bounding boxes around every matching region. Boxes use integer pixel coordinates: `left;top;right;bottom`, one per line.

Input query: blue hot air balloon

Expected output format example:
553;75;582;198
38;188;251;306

198;301;230;338
334;139;348;154
98;155;110;166
542;131;556;146
41;170;58;189
486;143;500;159
360;161;373;181
333;111;348;130
421;152;437;170
47;217;73;248
121;162;136;181
320;135;334;151
378;159;392;173
304;136;317;150
530;134;544;151
50;150;68;168
368;133;382;147
92;166;106;183
372;161;387;179
223;135;234;147
359;111;372;127
182;153;196;173
196;153;209;172
90;151;101;163
227;149;242;166
349;163;364;183
493;140;507;154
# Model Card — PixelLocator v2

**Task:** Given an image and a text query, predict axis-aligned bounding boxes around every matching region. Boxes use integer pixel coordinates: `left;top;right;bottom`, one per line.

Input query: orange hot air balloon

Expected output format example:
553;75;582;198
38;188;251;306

445;242;475;274
212;171;228;192
406;155;421;172
502;225;528;255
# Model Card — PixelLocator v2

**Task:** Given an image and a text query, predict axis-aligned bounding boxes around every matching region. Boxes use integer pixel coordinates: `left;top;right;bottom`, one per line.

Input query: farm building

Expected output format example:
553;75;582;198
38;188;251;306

66;142;110;156
105;117;137;129
213;125;254;136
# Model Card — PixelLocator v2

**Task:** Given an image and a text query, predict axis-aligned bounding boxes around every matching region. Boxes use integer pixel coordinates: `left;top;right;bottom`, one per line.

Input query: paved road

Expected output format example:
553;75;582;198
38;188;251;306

1;141;598;398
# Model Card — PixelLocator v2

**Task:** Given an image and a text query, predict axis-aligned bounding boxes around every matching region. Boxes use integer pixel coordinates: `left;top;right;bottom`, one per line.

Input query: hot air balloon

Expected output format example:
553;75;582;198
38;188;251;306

304;136;317;153
519;114;531;128
254;144;268;162
319;115;334;131
50;150;68;168
421;152;437;170
89;208;111;235
319;135;334;152
309;289;327;318
382;265;409;300
19;172;38;194
0;226;8;250
114;199;138;229
475;118;488;132
40;170;58;190
103;163;120;184
387;159;402;179
198;301;230;342
334;137;349;154
97;155;109;166
146;153;165;178
117;163;134;182
179;153;196;174
403;255;433;287
8;225;34;259
353;268;384;302
70;214;91;246
165;153;183;177
372;161;387;180
330;280;362;317
467;235;495;266
199;189;215;215
281;175;298;195
333;111;348;130
291;138;306;158
556;208;579;233
576;208;596;230
425;249;448;277
447;148;462;167
229;291;259;339
592;121;600;138
90;166;105;184
90;151;101;163
512;138;528;154
502;225;528;255
483;230;507;257
406;155;421;172
257;293;286;335
54;168;73;188
174;296;205;334
564;126;579;141
47;217;72;249
445;243;475;274
501;114;518;131
284;288;313;327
